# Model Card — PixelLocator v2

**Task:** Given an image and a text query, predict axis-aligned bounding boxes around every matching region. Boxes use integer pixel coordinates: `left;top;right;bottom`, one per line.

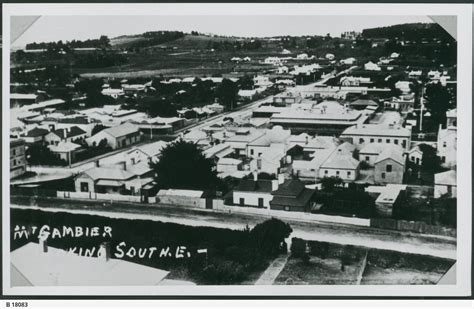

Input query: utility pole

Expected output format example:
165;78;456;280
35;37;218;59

419;85;424;132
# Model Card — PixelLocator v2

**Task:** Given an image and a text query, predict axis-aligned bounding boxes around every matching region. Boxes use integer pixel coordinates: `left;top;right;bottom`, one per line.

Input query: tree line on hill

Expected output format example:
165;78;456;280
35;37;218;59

362;23;454;42
125;31;185;49
25;35;111;50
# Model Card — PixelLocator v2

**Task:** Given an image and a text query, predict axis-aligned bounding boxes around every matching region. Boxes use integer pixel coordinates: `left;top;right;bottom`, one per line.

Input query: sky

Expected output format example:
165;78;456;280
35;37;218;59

12;15;433;48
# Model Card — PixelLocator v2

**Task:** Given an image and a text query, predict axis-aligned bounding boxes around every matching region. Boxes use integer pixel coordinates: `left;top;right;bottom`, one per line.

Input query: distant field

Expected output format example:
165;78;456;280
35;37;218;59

76;47;281;78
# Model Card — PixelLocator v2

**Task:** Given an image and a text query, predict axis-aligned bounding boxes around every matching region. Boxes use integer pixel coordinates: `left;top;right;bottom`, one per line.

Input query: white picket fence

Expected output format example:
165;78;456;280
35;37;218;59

55;190;368;226
57;191;155;203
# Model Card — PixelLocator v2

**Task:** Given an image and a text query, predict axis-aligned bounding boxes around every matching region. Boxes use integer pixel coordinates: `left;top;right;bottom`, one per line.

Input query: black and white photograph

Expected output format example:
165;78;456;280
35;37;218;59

2;3;472;298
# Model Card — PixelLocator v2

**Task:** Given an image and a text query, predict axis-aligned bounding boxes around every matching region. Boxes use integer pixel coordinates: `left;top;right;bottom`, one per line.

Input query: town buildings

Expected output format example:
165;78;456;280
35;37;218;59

373;145;406;184
340;123;412;151
270;101;369;135
434;170;457;198
10;139;27;179
269;179;315;212
74;160;153;196
86;123;142;149
232;178;275;208
437;126;457;169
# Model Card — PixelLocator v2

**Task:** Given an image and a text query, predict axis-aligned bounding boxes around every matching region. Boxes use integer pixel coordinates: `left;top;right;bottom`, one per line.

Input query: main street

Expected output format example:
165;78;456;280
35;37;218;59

11;197;456;260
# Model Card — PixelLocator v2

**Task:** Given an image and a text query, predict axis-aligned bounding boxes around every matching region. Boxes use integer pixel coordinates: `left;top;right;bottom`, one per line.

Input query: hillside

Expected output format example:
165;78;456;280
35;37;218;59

110;32;249;51
362;22;454;41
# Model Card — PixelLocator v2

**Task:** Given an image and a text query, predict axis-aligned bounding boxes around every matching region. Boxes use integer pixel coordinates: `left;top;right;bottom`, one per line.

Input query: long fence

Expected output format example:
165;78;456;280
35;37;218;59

222;205;371;227
370;218;456;237
10;188;455;236
56;191;156;204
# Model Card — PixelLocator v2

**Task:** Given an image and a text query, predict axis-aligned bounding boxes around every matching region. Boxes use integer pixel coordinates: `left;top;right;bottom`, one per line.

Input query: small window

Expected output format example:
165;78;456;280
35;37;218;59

386;164;392;172
80;182;89;192
239;198;245;206
347;171;351;177
378;139;382;143
381;172;386;179
359;138;364;144
394;139;399;145
386;139;390;143
250;149;254;155
336;171;340;176
441;156;446;163
12;149;16;156
365;156;370;161
324;170;328;174
370;138;374;143
443;142;447;148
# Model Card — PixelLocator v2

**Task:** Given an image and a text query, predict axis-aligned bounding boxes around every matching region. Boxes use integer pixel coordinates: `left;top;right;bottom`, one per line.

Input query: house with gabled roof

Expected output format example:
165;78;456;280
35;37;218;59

48;141;82;164
359;143;386;166
269;179;315;212
246;126;290;159
233;176;278;208
319;144;360;182
224;128;265;156
374;144;406;184
349;98;378;110
407;145;423;165
86;123;141;149
126;140;168;165
22;127;49;144
44;126;87;146
74;160;153;196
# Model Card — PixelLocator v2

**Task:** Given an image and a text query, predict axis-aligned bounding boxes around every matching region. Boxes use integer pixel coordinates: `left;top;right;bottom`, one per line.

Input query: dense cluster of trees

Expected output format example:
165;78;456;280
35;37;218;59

74;78;116;108
151;139;220;192
316;177;375;218
25;35;111;50
25;143;67;166
73;51;128;68
74;138;113;162
362;23;453;42
126;31;185;49
424;82;455;130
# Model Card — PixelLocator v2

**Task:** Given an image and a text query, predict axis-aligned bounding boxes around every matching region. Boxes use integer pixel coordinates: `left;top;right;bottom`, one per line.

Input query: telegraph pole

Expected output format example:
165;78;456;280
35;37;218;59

419;85;424;132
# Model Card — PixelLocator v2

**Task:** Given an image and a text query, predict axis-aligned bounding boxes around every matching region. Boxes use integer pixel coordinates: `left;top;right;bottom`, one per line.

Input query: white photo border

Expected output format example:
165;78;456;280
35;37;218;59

2;2;472;297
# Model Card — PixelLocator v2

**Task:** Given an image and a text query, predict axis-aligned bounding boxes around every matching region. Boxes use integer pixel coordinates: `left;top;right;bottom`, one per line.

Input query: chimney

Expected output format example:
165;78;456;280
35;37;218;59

253;171;258;181
272;179;279;191
39;238;48;253
278;173;285;184
121;161;127;171
95;160;100;167
98;242;111;262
